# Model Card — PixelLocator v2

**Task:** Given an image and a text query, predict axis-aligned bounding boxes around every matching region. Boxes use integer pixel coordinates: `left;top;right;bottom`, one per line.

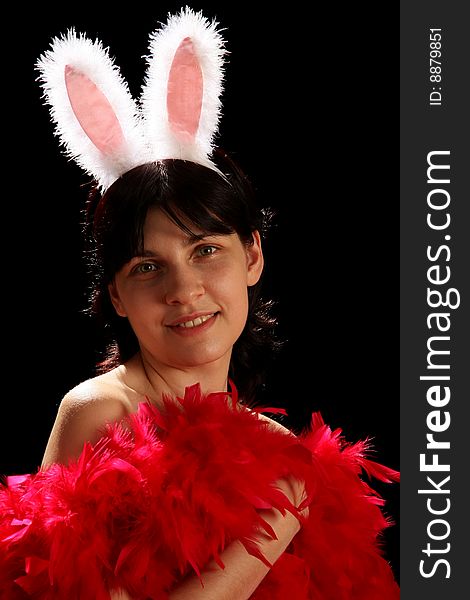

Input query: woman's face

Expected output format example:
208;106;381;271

108;208;264;370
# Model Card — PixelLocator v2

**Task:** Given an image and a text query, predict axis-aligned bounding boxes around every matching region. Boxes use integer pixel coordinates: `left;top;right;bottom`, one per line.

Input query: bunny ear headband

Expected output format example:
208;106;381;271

36;8;226;192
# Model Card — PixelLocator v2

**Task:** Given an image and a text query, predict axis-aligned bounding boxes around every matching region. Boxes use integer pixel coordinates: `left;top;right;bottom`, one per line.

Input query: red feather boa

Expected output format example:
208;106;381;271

0;384;399;599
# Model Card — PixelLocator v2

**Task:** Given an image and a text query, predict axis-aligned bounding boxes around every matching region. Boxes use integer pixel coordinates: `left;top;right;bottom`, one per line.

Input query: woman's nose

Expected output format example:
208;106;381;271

163;265;205;305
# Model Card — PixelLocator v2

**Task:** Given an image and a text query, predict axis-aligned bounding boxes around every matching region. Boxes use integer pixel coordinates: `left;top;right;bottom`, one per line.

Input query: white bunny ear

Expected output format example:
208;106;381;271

37;29;148;191
141;8;226;170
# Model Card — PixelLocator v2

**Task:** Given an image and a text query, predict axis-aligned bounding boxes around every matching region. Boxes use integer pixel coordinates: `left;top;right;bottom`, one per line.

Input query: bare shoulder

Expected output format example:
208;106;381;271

42;370;132;468
61;371;133;414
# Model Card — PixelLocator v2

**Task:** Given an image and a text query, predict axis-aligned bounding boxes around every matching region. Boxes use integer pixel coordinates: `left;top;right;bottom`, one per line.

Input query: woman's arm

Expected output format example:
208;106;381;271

168;503;301;600
111;476;305;600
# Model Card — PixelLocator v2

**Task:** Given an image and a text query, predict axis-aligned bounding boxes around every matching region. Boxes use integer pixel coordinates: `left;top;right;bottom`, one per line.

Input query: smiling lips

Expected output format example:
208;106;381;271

168;312;218;329
176;313;215;328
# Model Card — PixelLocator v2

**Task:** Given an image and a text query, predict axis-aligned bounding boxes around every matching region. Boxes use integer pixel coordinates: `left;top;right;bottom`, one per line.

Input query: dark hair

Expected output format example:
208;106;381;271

83;149;280;405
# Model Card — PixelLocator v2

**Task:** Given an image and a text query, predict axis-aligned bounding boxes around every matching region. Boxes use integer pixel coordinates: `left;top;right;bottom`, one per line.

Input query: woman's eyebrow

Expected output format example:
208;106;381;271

136;234;219;258
136;249;161;258
185;232;208;245
185;232;229;243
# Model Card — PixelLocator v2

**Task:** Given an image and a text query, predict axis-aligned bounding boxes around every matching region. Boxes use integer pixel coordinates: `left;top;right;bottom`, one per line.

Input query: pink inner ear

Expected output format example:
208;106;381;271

64;65;125;155
167;37;203;144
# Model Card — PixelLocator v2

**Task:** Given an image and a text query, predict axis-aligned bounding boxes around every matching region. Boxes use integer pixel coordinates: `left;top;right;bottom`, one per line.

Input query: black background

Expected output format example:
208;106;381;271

2;1;398;579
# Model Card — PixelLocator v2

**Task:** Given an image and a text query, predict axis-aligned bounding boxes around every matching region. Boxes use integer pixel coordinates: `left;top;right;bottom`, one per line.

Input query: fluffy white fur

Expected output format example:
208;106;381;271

141;7;226;170
37;10;226;190
37;30;148;191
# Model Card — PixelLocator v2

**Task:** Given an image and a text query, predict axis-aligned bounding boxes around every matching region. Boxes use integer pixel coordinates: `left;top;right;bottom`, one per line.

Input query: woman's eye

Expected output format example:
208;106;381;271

198;245;217;257
134;262;159;274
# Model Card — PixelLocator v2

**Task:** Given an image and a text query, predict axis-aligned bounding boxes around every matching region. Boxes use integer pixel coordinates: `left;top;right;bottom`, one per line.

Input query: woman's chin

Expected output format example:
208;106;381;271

167;346;232;371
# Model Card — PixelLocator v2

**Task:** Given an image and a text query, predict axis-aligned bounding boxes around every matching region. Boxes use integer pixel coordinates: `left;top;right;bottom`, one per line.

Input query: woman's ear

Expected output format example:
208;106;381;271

107;280;127;317
246;230;264;287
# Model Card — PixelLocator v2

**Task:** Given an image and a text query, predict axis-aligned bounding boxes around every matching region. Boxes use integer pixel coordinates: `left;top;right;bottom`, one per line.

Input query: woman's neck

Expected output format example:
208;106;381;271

136;350;231;403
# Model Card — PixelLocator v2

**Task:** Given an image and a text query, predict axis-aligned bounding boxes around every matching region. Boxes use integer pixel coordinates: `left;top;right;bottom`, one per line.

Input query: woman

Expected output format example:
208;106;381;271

45;153;309;600
1;9;399;599
42;156;269;466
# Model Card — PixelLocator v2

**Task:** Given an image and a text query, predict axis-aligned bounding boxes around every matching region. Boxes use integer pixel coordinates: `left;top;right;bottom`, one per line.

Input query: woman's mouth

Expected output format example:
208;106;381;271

168;312;219;335
176;313;216;328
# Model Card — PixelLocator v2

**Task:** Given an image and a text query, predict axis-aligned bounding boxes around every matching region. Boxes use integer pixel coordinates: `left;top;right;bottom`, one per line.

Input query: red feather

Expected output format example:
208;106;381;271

1;384;399;599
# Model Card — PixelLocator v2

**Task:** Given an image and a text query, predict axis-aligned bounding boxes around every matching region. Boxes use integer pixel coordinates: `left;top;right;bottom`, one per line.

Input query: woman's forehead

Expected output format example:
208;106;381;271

143;207;205;239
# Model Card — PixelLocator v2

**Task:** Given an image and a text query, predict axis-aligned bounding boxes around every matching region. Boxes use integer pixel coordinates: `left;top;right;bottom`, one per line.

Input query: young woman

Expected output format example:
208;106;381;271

46;153;310;600
42;156;270;466
0;9;399;599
